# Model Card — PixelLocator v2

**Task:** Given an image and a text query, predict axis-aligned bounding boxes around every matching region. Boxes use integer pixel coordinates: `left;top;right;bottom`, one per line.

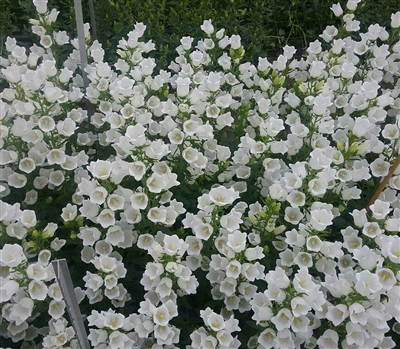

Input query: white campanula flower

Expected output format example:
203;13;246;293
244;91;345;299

57;118;77;136
376;268;396;290
163;235;188;257
200;20;214;36
38;249;51;266
28;279;48;300
48;170;65;186
345;322;368;347
316;329;339;349
33;0;47;13
284;207;304;225
310;208;334;231
355;270;382;297
6;222;27;240
7;172;27;188
369;199;391;220
88;160;113;180
105;226;124;246
226;231;247;253
293;267;316;293
20;209;37;228
9;297;34;326
27;262;47;281
154;277;172;298
286;190;305;207
265;266;290;289
209;186;240;207
391;11;400;28
257;328;276;348
193;223;213;241
106;193;125;211
78;227;102;246
244;247;264;262
271;308;292;331
0;279;19;302
326;304;349;326
60;203;77;222
147;207;167;223
50;237;66;251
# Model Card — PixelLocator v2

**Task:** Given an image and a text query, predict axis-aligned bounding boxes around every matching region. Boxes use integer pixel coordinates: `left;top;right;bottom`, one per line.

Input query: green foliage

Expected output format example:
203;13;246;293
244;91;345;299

2;0;399;67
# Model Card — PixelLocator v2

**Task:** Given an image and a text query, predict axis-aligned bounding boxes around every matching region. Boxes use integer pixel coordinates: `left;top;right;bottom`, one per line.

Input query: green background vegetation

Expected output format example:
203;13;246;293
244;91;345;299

1;0;399;66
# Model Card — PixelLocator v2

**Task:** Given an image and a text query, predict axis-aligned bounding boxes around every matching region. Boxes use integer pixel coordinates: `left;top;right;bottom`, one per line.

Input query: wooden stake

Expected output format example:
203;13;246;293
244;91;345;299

367;153;400;210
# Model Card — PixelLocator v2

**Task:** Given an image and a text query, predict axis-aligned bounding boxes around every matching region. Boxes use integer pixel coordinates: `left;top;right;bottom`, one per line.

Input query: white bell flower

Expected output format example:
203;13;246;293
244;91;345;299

153;304;172;326
9;297;34;325
293;267;317;293
226;231;246;253
88;160;113;180
97;209;115;228
163;235;187;257
47;299;65;320
316;329;339;349
155;277;172;298
220;277;237;296
0;279;19;302
27;262;47;281
0;244;26;268
106;226;125;246
78;227;102;246
257;328;276;349
265;266;290;289
271;308;292;331
7;172;27;188
326;304;349;326
355;270;382;297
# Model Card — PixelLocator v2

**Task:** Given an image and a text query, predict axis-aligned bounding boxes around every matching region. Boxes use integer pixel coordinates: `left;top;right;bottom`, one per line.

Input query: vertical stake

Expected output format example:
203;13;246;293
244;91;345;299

367;154;400;210
88;0;97;41
74;0;93;130
73;0;89;89
52;259;91;349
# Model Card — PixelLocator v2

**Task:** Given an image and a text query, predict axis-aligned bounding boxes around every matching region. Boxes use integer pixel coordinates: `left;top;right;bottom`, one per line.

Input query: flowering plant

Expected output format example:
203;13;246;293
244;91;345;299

1;0;400;348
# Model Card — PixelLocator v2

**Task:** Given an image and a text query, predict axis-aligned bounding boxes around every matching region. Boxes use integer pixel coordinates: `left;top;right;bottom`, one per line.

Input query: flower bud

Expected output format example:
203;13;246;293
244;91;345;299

273;225;286;235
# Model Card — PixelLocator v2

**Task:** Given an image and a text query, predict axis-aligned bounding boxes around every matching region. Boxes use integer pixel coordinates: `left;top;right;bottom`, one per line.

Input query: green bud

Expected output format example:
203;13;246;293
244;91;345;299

177;227;185;237
76;215;84;227
298;83;307;93
117;49;127;58
337;141;345;152
63;221;72;228
263;245;269;256
70;231;77;239
273;225;286;235
348;142;360;155
26;241;36;249
46;197;53;204
248;213;258;225
315;80;325;91
42;230;52;239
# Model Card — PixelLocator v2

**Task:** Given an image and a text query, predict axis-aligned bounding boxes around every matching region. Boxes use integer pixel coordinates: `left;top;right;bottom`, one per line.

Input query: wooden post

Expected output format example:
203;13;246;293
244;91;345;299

367;154;400;210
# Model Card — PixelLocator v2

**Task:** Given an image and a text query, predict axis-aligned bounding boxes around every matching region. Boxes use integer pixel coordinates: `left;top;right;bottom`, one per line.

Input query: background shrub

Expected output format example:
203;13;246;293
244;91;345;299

2;0;399;67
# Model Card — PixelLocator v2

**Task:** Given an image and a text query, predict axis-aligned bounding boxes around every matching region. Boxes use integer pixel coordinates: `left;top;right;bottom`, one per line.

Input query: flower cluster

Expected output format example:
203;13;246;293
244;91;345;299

188;307;241;349
139;233;198;298
0;0;400;347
